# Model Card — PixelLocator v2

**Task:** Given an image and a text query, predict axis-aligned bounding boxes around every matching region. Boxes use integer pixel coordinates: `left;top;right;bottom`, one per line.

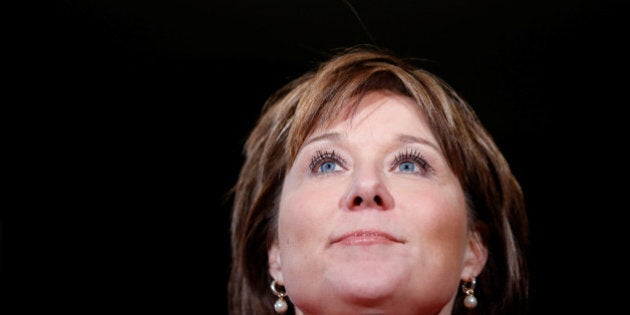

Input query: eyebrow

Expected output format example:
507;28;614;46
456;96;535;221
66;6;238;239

397;134;440;152
303;133;440;152
303;132;341;147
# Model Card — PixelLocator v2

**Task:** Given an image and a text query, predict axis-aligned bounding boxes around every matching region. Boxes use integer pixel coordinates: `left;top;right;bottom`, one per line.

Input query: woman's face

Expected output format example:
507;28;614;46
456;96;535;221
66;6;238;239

268;90;487;315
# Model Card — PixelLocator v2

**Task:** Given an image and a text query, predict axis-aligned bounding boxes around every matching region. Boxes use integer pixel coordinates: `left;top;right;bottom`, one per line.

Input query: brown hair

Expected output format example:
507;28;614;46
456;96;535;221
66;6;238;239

228;45;529;315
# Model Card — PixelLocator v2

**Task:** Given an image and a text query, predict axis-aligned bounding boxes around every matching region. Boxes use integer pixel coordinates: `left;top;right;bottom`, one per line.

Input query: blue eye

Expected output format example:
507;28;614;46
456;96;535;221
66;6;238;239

391;149;432;175
310;150;345;174
319;161;338;173
398;161;416;172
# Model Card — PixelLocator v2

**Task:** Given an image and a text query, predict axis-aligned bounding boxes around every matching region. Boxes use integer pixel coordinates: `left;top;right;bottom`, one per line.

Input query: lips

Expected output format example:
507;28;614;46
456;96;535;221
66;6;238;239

332;230;403;246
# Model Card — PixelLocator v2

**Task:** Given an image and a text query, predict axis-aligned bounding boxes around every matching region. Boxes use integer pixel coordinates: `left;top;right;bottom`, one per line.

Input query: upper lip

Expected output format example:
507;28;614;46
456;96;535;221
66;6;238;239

331;229;404;244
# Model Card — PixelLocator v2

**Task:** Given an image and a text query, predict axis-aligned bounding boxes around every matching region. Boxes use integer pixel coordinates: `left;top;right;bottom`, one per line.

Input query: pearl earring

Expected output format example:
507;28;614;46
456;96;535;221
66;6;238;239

270;280;288;314
461;277;478;309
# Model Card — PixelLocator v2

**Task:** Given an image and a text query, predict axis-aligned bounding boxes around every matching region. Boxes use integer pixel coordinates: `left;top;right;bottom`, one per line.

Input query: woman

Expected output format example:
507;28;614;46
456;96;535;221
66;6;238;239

228;46;529;315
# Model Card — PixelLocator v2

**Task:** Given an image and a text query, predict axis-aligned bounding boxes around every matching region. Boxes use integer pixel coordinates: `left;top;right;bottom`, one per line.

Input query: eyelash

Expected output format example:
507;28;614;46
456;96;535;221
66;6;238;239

308;149;432;174
309;150;345;173
391;149;432;174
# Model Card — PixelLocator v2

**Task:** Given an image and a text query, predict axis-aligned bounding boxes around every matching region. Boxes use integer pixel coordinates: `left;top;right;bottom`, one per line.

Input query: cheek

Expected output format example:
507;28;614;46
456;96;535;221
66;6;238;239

277;180;340;248
397;184;468;242
276;179;341;284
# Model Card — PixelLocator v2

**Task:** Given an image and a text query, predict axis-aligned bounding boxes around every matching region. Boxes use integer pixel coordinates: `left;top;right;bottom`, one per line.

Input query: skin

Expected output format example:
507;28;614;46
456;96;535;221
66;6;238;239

268;90;488;315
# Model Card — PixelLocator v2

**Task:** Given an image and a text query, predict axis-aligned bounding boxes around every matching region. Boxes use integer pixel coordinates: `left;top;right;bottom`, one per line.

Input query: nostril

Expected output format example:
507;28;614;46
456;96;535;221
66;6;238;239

374;195;383;206
353;196;363;205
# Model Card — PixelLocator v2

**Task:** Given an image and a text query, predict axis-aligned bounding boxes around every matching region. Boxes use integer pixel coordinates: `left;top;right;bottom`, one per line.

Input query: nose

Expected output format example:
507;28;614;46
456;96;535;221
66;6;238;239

343;169;394;211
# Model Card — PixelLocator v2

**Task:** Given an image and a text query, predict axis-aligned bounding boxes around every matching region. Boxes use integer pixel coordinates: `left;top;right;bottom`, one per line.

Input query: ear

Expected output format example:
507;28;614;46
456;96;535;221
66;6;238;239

461;223;488;280
268;242;284;284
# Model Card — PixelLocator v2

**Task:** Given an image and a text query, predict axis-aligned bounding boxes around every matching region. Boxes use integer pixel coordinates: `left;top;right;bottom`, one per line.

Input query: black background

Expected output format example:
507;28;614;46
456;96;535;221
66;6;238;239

3;0;626;313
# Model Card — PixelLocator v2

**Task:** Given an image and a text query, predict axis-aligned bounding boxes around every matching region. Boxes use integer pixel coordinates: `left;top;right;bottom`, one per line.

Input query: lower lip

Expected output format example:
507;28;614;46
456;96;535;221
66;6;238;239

338;234;395;246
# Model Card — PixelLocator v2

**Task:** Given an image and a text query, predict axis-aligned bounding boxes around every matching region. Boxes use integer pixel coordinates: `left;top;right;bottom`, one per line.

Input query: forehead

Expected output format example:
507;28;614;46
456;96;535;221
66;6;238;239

288;87;432;164
312;90;428;136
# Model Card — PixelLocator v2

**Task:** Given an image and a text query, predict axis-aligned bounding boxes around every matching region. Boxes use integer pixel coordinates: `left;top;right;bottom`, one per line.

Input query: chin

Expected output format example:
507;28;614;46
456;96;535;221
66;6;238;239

330;270;404;301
